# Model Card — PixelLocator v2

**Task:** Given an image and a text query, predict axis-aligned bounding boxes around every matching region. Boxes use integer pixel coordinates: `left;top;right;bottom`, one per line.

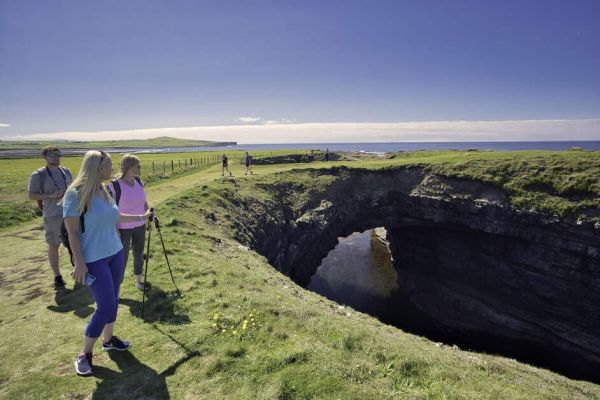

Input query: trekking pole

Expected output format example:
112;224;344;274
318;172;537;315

154;215;182;298
141;213;153;320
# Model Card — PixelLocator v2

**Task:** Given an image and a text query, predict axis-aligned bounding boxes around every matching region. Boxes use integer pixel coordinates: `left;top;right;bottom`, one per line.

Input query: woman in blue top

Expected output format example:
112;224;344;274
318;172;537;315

63;150;151;376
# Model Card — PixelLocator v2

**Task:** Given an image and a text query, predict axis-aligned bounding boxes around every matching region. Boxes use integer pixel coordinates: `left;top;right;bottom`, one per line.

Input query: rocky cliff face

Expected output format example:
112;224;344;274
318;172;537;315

229;166;600;379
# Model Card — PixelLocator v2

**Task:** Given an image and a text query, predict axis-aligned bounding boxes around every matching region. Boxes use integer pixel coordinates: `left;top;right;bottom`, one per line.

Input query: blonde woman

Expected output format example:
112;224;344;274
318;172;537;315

107;154;149;290
63;150;151;376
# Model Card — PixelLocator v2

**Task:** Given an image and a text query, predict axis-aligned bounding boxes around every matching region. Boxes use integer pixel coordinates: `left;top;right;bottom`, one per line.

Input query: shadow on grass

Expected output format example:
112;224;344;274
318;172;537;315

120;285;190;325
47;283;94;319
91;349;201;399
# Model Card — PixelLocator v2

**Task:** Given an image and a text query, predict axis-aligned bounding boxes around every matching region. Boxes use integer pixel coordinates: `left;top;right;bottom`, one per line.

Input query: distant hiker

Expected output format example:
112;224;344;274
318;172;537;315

27;145;73;289
221;154;232;176
244;151;253;175
307;150;314;163
106;154;149;290
324;148;330;162
63;150;152;376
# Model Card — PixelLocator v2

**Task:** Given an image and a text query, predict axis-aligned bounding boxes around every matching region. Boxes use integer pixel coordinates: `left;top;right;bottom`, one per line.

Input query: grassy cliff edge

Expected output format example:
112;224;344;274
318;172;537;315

0;151;599;399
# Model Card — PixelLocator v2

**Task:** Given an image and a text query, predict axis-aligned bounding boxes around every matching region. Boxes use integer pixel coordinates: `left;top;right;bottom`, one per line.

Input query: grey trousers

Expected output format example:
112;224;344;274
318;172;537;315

119;225;146;278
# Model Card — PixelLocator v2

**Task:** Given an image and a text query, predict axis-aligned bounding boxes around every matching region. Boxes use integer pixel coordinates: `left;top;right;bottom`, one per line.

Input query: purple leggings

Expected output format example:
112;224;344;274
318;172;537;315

84;249;124;338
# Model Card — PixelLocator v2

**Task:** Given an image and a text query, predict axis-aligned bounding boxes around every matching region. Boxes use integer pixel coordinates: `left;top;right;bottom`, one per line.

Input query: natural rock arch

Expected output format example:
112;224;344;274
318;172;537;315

231;167;600;381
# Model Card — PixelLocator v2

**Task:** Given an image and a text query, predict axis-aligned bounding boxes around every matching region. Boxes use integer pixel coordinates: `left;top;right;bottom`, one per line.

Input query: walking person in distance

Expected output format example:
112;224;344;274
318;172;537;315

221;154;233;176
244;151;253;175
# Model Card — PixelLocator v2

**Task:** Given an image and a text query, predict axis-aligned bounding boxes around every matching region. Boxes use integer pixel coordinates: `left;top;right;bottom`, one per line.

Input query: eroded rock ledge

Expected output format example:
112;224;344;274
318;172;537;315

228;166;600;378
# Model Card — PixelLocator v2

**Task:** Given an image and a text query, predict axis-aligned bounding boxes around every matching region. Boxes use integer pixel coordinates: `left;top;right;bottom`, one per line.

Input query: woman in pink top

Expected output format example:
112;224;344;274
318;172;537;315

107;154;149;290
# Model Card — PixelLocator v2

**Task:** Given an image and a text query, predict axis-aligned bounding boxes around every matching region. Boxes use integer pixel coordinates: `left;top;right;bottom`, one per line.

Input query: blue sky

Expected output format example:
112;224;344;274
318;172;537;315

1;0;600;143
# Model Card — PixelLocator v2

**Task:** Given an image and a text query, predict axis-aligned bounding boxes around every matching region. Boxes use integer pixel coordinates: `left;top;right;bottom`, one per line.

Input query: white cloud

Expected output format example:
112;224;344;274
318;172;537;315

0;123;10;127
237;116;261;123
4;119;600;144
237;117;296;125
264;118;296;125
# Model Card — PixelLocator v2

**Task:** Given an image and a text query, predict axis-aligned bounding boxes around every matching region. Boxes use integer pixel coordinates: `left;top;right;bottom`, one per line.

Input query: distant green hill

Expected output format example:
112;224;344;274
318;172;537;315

0;136;236;150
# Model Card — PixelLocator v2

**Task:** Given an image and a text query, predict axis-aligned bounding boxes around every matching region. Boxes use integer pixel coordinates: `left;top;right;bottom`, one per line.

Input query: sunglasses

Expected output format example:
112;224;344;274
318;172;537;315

46;152;62;157
99;151;108;169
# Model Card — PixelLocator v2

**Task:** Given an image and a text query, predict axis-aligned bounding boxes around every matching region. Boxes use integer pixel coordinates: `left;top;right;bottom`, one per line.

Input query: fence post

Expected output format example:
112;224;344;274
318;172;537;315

185;159;188;168
178;160;181;168
152;161;155;173
171;160;174;171
163;161;166;173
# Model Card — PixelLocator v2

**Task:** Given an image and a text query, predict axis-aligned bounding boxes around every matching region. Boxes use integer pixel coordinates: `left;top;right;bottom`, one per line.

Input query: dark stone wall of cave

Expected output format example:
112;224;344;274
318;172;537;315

230;167;600;379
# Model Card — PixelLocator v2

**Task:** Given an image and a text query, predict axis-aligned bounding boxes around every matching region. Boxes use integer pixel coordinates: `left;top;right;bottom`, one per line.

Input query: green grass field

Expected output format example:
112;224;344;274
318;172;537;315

2;148;598;229
0;149;306;229
0;150;599;399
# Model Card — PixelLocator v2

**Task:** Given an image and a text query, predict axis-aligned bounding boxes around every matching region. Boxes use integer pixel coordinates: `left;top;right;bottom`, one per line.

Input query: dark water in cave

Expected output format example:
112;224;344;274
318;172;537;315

306;228;600;383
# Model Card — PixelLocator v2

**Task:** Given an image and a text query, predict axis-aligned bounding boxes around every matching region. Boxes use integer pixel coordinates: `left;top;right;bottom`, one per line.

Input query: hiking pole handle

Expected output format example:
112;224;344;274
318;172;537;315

149;207;161;228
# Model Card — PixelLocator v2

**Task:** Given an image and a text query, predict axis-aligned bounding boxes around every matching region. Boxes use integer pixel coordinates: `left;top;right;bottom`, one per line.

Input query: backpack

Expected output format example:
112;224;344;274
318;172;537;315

35;166;71;211
106;177;143;206
60;206;87;266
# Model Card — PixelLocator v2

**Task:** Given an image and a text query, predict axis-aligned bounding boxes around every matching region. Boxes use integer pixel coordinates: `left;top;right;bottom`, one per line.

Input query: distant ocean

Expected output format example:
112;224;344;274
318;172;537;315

3;141;600;158
140;141;600;154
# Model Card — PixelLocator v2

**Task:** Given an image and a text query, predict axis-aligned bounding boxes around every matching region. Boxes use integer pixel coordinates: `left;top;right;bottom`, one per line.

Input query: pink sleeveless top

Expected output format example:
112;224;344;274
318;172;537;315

110;178;147;230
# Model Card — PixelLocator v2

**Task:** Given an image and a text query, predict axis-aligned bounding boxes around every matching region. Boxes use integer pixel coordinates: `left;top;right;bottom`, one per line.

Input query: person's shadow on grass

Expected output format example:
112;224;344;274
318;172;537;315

120;285;190;325
47;283;94;319
91;348;201;399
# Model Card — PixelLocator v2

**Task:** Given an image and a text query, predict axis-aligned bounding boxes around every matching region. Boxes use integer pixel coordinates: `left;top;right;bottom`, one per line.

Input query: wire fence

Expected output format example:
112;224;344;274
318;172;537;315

0;150;307;201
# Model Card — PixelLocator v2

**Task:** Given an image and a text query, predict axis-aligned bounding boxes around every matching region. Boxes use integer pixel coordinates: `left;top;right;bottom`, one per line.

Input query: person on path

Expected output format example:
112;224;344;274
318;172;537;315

106;154;150;290
27;145;73;289
222;154;233;176
63;150;151;376
244;152;253;175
